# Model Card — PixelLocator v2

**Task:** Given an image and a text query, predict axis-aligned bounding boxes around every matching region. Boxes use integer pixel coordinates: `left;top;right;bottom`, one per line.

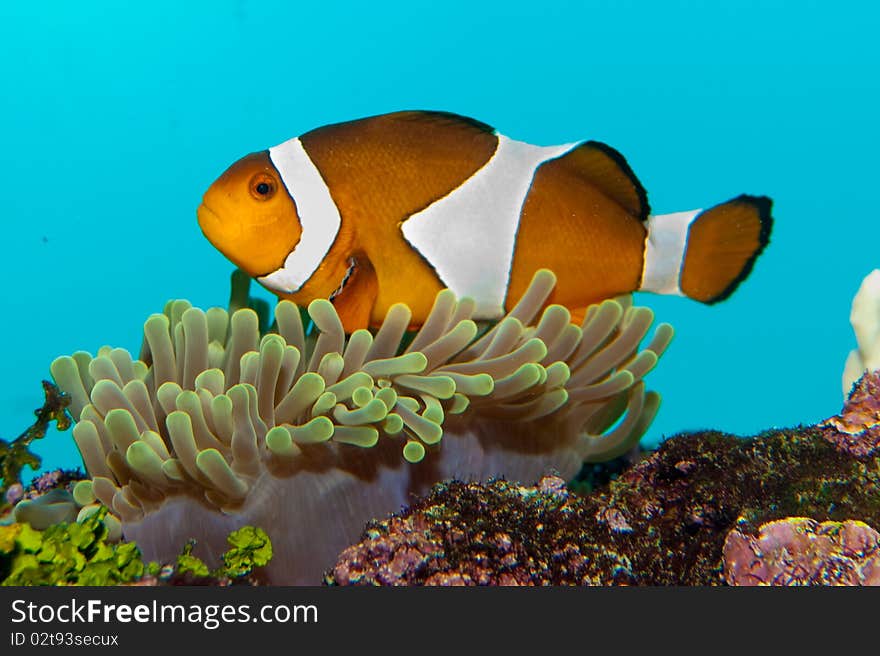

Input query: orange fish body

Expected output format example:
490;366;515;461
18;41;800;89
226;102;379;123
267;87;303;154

198;111;772;331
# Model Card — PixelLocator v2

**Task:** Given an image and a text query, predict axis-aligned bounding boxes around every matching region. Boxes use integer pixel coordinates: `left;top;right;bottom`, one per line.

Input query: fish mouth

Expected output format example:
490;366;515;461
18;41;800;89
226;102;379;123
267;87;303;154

329;258;357;301
197;203;222;234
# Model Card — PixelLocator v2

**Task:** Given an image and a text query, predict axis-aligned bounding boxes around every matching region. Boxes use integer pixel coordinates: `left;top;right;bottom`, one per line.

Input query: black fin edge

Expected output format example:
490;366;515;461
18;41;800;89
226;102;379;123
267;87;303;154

398;110;495;134
583;140;651;221
301;111;497;142
703;194;774;304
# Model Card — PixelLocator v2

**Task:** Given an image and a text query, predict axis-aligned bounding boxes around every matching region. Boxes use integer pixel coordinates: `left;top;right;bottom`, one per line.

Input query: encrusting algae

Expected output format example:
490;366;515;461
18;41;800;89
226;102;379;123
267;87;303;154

45;269;672;584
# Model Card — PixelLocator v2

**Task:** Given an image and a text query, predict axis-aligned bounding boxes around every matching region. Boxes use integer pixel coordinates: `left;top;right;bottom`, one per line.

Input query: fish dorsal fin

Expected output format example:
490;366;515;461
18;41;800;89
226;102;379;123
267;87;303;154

388;110;496;136
556;141;650;221
299;112;499;216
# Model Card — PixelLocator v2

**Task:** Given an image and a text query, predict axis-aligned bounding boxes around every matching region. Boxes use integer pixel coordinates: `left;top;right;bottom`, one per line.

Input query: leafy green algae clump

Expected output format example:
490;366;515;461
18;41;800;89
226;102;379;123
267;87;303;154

0;512;273;586
0;507;142;586
222;526;273;577
176;526;273;580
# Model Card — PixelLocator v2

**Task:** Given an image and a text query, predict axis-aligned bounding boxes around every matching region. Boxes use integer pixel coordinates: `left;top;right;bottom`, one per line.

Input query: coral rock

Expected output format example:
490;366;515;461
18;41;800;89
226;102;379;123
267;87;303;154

326;476;635;586
723;517;880;586
821;370;880;456
330;422;880;585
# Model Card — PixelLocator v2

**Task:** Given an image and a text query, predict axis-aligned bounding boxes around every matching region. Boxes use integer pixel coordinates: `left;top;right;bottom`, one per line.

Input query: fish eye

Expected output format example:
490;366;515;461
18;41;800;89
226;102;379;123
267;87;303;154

249;173;277;201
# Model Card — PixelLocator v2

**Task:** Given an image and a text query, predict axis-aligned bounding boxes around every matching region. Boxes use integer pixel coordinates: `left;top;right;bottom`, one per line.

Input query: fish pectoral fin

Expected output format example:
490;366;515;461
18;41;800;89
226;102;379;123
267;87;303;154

331;256;378;332
569;307;589;326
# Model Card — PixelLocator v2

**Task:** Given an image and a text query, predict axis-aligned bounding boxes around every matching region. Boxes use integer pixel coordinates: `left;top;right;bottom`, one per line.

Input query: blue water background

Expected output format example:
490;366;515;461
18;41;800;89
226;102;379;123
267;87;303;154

2;1;876;480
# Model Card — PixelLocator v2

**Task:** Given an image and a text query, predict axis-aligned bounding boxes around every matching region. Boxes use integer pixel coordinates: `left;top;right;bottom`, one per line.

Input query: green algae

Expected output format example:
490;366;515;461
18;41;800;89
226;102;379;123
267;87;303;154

1;508;143;586
1;509;274;586
176;525;273;581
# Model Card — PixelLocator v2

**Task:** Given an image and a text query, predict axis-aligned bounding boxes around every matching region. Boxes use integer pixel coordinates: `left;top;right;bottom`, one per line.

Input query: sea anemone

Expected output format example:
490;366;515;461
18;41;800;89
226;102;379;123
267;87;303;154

47;270;672;584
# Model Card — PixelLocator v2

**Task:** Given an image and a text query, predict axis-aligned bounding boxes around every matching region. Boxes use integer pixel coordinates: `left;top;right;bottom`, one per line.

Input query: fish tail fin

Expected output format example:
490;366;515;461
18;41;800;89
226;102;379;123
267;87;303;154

639;195;773;302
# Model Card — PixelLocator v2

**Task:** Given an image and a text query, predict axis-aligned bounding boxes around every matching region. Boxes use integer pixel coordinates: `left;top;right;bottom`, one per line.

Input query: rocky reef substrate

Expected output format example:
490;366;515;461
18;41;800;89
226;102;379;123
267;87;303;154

326;372;880;585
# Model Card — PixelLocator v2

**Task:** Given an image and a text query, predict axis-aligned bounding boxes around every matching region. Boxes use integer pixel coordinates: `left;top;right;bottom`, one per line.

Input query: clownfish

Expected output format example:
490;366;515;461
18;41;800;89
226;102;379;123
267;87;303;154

198;110;772;331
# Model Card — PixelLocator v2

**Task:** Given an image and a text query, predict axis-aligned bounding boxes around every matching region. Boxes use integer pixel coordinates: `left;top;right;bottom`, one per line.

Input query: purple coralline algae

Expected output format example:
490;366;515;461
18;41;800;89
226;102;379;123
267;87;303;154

820;370;880;457
723;518;880;586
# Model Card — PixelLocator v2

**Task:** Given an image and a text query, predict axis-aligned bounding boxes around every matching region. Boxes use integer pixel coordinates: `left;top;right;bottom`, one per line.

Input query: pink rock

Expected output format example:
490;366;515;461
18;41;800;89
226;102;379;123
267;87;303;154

724;517;880;586
821;370;880;456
